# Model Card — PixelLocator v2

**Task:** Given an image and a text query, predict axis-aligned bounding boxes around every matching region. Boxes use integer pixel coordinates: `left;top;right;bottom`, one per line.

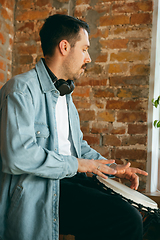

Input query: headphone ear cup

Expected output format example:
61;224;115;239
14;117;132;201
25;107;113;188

54;79;75;96
66;80;75;92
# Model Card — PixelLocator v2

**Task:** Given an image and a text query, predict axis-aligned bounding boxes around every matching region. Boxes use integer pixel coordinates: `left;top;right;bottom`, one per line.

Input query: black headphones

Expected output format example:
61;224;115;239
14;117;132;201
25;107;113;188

54;79;75;96
42;58;75;96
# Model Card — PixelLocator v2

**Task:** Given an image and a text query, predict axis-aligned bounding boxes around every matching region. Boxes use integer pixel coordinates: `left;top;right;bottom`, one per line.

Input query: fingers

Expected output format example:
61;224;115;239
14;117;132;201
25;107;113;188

136;169;148;176
77;158;117;176
94;163;117;177
127;167;148;176
96;159;115;165
130;173;139;190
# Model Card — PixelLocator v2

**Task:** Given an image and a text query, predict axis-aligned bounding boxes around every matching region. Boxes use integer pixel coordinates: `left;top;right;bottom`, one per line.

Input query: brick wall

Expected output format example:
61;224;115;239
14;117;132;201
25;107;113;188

6;0;154;191
0;0;15;87
73;0;153;191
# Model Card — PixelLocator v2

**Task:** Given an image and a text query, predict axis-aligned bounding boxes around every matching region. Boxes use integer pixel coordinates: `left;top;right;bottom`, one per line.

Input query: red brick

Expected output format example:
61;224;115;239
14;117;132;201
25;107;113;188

93;146;110;159
110;51;149;62
16;10;49;21
111;125;126;135
121;135;147;146
137;2;153;12
111;26;151;39
0;0;5;5
98;0;123;2
91;122;110;134
109;75;149;87
1;8;13;20
74;7;88;19
16;45;37;55
100;39;128;49
86;64;103;75
3;0;15;10
130;64;150;75
83;134;100;145
103;134;121;146
0;32;6;44
5;22;14;35
72;87;90;97
95;100;105;109
12;65;31;76
78;110;95;121
131;13;152;25
112;2;139;14
17;22;34;32
128;124;147;134
73;98;91;109
112;2;152;14
93;88;114;98
128;39;151;50
97;111;115;122
99;15;130;26
76;0;90;5
17;0;33;9
80;122;90;133
9;37;13;46
95;53;108;62
90;28;109;39
106;100;147;110
76;78;108;87
108;63;129;74
0;60;6;71
117;111;147;123
18;55;33;64
117;88;148;99
36;0;51;7
14;32;31;43
0;72;5;81
114;149;147;160
95;4;110;14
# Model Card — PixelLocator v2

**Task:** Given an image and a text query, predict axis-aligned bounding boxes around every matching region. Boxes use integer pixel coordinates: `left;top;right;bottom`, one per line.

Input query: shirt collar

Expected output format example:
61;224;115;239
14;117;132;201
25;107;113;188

41;58;57;83
35;58;59;94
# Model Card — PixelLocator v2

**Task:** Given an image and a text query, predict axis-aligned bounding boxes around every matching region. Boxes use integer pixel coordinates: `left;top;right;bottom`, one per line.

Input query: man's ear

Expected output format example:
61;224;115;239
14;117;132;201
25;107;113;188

59;40;70;56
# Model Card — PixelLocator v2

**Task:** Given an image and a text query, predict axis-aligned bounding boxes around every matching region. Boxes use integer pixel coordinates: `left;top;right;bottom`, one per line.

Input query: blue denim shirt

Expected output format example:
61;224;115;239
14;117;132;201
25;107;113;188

0;59;106;240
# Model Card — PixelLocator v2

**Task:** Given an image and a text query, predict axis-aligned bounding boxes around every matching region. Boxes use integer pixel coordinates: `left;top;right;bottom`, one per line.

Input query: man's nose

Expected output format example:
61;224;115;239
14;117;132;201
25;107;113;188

86;52;91;63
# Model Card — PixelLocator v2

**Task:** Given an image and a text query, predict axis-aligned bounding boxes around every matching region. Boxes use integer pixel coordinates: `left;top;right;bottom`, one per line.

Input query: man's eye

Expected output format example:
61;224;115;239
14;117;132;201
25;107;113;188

83;49;87;52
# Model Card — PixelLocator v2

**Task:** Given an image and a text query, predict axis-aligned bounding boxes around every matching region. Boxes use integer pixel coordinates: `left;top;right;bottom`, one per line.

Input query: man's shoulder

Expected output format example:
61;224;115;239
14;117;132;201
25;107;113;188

0;68;39;96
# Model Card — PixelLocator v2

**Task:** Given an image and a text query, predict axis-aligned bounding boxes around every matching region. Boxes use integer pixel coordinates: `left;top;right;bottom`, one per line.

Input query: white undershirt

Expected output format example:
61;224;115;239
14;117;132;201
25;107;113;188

55;95;72;156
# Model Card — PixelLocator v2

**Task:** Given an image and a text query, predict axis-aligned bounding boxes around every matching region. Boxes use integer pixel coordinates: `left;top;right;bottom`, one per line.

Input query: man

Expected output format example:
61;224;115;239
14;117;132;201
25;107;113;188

0;14;148;240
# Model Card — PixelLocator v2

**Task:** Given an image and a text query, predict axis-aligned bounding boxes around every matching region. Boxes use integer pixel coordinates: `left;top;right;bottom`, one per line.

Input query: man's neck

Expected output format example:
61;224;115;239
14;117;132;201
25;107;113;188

44;56;66;80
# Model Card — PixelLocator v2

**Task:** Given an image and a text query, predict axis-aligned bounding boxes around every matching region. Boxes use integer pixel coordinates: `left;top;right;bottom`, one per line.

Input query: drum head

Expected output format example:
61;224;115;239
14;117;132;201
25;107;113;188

97;176;158;210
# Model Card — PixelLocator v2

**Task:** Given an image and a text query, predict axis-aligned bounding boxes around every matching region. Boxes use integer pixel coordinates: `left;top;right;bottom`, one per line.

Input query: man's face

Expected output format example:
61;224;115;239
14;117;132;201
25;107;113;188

63;28;91;80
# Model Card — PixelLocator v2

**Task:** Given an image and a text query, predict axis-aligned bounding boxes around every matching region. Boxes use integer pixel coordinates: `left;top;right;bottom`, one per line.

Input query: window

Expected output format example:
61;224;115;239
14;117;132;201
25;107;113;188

147;0;160;192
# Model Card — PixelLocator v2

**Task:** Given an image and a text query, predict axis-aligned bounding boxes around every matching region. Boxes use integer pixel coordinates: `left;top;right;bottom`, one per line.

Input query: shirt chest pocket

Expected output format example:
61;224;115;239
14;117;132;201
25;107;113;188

34;123;50;147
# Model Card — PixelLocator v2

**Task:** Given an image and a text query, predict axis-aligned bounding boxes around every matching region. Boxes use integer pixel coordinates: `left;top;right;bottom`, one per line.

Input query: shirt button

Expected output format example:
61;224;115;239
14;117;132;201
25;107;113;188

37;131;40;134
54;219;57;222
54;194;57;197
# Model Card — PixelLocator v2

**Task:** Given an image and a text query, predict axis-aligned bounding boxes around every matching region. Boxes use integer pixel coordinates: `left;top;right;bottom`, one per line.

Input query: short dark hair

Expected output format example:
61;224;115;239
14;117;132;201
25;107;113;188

39;14;90;56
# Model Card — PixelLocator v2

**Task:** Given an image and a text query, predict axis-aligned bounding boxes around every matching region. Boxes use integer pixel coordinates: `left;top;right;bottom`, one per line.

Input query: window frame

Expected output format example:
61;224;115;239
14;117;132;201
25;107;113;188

147;0;160;192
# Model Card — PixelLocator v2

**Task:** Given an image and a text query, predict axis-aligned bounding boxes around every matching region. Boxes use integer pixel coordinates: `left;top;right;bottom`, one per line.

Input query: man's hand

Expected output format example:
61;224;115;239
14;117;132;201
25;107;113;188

77;158;148;190
77;158;117;179
110;162;148;190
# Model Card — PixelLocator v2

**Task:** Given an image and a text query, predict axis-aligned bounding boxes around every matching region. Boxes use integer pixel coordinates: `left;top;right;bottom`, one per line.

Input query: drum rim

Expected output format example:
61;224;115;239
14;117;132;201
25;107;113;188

97;176;158;210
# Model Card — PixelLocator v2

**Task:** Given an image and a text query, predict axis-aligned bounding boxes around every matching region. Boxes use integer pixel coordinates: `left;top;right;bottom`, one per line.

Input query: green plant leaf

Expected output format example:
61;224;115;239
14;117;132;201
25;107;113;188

153;120;160;128
157;121;160;128
152;96;160;108
154;120;158;127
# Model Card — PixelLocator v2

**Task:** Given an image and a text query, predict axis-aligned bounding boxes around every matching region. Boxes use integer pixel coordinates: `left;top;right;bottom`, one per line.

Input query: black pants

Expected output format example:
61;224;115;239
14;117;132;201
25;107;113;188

59;173;143;240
